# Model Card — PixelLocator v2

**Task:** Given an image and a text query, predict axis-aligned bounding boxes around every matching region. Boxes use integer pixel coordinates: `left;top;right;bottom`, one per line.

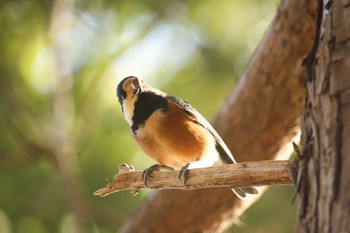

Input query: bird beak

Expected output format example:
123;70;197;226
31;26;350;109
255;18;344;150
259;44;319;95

131;78;143;95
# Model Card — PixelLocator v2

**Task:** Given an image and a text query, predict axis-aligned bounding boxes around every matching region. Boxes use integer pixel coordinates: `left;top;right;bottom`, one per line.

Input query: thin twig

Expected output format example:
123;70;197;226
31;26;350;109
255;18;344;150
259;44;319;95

94;160;295;197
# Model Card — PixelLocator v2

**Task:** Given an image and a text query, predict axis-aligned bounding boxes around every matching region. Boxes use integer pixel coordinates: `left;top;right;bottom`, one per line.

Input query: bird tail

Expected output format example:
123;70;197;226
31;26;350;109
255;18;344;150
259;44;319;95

213;142;259;199
232;187;259;200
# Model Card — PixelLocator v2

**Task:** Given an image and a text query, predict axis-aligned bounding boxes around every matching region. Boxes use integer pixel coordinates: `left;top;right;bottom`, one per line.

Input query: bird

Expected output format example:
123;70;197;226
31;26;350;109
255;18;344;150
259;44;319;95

116;76;258;199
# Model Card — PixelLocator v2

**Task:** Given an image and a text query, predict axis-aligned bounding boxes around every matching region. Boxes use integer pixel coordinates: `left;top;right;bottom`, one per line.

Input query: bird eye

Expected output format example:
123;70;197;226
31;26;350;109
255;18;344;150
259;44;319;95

117;88;127;103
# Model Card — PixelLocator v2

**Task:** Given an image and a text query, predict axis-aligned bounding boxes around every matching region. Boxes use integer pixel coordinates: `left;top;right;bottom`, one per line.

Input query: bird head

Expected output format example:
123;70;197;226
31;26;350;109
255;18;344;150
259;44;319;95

116;76;164;126
117;76;143;107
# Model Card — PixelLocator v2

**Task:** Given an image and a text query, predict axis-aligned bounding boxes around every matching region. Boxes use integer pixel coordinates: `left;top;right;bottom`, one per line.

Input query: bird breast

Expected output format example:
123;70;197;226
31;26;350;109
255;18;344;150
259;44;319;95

132;102;219;169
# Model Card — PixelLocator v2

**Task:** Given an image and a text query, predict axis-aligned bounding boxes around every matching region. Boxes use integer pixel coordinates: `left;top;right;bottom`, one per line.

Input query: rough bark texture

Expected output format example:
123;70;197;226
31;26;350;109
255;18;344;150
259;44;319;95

296;0;350;232
120;0;317;232
94;160;294;196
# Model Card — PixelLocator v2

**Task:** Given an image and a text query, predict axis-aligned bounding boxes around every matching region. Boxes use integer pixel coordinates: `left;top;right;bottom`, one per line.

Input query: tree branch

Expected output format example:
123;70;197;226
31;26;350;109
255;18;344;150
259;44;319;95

94;160;295;197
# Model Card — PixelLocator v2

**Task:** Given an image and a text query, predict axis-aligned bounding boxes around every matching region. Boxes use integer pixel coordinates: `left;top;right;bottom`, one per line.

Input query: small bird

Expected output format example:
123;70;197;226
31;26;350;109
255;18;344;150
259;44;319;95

116;76;258;199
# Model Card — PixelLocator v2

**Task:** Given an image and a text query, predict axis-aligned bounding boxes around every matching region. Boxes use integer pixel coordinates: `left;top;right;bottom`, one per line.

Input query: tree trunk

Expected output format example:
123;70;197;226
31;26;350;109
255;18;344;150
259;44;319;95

120;0;317;232
296;0;350;232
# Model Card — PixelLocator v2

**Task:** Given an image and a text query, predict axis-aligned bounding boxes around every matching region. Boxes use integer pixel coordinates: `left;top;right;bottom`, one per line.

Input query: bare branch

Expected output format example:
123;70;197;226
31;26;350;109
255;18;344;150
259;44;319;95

94;160;295;197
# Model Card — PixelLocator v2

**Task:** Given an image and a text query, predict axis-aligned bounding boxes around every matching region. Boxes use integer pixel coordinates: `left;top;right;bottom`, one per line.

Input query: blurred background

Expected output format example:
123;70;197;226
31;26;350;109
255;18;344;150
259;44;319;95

0;0;297;232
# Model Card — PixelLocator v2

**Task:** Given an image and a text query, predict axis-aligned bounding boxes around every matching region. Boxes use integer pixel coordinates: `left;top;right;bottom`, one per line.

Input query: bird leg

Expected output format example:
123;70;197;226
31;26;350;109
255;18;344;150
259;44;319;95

142;164;174;187
179;163;191;188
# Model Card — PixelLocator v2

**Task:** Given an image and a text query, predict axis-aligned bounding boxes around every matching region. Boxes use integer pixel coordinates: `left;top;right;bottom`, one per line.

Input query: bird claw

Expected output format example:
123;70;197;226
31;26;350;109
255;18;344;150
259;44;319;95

142;164;174;187
142;165;158;187
179;163;191;188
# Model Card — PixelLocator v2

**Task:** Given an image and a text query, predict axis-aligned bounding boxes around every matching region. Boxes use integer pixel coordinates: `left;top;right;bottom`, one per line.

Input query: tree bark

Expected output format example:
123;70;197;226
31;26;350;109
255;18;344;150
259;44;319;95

120;0;317;232
296;0;350;232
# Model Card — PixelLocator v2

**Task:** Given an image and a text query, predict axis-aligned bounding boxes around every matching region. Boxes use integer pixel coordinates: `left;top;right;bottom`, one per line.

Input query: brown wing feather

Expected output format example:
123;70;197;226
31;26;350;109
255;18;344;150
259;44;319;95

165;96;236;164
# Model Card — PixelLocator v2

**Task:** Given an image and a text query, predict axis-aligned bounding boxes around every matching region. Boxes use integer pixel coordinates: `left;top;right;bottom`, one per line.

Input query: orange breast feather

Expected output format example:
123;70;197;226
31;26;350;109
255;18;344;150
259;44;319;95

133;102;211;169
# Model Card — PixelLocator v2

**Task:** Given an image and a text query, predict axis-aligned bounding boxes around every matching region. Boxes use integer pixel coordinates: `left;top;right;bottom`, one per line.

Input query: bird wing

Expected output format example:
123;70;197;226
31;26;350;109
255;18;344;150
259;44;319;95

166;96;236;164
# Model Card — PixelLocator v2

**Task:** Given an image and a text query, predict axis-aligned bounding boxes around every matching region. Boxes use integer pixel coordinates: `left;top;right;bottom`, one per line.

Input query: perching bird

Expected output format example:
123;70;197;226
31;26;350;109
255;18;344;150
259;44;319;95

116;76;258;199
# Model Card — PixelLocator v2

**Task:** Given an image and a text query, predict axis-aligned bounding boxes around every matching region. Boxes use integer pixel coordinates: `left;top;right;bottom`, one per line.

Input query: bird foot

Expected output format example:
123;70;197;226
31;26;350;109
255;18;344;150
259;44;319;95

179;163;191;188
142;164;174;187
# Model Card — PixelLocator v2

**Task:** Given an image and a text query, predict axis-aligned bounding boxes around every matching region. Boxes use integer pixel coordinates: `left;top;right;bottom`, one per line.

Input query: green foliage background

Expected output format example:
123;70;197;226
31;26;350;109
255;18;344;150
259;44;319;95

0;0;296;232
